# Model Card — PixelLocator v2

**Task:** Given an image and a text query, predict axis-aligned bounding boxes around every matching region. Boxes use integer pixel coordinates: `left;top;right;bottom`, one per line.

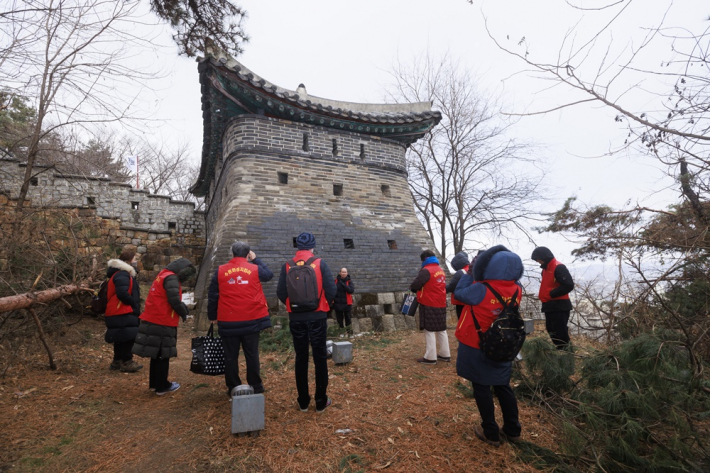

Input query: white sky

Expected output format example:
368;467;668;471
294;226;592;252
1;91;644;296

130;0;700;278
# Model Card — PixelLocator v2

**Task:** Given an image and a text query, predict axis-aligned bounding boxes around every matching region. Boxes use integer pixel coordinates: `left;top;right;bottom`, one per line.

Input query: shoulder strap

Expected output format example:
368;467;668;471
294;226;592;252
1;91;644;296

470;306;483;333
482;282;516;309
470;283;520;334
290;256;318;267
481;281;506;310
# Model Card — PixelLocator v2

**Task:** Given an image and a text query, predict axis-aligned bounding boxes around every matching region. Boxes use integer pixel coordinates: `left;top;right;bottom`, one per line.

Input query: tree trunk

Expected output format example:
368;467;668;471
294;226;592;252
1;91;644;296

0;284;91;314
15;113;43;213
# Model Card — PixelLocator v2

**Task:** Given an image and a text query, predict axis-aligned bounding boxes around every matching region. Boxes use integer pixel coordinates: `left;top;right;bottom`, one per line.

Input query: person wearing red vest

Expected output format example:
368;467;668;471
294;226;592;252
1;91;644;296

332;268;355;333
132;257;195;395
454;245;524;447
410;249;450;365
207;241;273;396
446;251;471;320
531;246;575;350
104;248;142;373
276;232;337;413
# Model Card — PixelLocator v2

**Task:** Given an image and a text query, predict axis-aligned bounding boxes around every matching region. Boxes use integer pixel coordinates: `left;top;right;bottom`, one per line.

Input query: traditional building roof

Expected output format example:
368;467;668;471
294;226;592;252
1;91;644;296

191;47;441;197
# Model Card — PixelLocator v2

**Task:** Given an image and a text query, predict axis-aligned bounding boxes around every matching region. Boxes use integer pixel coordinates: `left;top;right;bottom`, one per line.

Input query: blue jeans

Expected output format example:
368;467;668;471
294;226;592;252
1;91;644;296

289;318;329;409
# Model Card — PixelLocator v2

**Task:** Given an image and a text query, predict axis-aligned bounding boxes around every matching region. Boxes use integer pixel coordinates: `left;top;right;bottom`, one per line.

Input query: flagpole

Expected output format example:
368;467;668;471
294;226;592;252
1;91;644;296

136;155;139;189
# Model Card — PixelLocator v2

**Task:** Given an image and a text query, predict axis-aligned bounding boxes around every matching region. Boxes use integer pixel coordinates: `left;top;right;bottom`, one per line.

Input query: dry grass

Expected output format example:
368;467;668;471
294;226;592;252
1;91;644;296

0;318;563;472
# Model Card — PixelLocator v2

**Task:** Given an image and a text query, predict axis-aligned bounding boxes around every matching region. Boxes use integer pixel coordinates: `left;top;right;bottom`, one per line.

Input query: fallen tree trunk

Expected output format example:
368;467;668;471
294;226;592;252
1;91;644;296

0;284;92;313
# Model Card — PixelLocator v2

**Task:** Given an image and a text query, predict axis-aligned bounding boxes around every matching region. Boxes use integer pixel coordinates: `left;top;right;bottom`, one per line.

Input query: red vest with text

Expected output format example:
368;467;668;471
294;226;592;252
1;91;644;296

105;273;134;316
217;257;268;322
286;250;330;313
335;277;353;305
538;258;570;303
417;263;447;308
140;269;181;327
450;265;470;305
456;280;522;349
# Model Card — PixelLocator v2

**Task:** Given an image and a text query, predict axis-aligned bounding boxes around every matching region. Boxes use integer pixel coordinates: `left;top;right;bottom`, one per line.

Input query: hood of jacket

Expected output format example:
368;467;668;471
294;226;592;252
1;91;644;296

166;257;196;283
450;252;469;271
473;245;524;282
531;246;555;268
107;259;136;278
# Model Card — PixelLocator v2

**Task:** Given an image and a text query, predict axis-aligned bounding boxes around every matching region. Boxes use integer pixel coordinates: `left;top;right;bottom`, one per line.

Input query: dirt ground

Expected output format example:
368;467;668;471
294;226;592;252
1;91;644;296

0;317;562;472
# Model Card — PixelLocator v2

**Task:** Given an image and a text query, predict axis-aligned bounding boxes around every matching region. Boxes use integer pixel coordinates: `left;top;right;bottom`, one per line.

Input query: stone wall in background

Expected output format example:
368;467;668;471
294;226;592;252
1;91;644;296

0;158;205;235
0;162;206;285
331;292;458;335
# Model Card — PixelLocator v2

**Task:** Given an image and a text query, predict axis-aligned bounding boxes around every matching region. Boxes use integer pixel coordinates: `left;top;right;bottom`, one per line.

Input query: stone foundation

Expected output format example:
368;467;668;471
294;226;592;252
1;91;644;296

269;291;458;334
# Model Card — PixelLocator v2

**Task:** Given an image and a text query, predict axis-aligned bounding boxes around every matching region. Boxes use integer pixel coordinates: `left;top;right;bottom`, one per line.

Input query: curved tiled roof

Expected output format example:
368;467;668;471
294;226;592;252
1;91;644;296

191;47;442;197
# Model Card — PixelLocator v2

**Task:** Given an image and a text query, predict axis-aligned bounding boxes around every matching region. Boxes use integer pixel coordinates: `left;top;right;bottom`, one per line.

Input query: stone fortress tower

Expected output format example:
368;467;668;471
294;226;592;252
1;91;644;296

192;47;444;331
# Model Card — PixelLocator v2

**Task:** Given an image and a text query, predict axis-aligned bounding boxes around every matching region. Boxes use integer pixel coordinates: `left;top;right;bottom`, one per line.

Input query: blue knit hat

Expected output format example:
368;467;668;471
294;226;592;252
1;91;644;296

296;232;316;250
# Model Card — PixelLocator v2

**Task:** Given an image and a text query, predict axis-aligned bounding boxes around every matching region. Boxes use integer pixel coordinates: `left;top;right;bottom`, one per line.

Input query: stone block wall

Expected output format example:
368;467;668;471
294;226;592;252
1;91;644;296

105;223;205;282
193;115;448;329
0;167;205;285
304;290;458;335
0;158;205;235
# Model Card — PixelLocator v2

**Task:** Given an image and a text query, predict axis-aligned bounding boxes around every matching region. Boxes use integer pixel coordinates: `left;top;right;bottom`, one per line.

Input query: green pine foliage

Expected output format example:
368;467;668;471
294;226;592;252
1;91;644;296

259;316;293;352
513;337;575;396
514;333;710;472
512;441;583;473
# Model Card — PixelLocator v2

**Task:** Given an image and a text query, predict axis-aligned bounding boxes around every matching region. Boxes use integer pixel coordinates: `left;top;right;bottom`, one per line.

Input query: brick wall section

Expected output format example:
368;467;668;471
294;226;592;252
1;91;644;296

194;115;452;330
0;159;205;235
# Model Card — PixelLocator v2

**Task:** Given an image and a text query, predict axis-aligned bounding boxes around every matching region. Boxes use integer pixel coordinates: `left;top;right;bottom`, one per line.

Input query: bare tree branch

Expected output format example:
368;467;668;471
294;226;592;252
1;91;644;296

386;53;546;260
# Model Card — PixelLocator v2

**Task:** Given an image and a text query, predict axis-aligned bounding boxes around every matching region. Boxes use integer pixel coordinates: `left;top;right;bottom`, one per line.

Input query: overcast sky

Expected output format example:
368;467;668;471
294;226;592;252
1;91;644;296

135;0;699;279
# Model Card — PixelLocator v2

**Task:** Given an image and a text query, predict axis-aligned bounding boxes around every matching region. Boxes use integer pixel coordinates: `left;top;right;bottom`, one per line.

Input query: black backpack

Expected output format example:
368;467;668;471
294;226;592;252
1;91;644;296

470;282;526;362
91;277;110;314
286;256;321;312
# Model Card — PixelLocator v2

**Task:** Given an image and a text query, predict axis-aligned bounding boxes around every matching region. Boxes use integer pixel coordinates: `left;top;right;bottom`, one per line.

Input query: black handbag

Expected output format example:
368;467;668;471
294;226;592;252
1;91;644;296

190;324;225;376
401;293;419;316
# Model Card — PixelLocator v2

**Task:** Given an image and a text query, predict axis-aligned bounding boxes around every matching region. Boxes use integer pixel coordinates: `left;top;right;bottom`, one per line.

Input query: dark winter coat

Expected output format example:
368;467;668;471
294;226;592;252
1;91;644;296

276;254;337;322
446;251;469;294
531;247;574;312
162;257;194;321
132;258;195;359
332;275;354;311
104;259;140;343
207;257;274;337
410;256;448;332
418;305;448;332
454;245;523;385
131;320;178;359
